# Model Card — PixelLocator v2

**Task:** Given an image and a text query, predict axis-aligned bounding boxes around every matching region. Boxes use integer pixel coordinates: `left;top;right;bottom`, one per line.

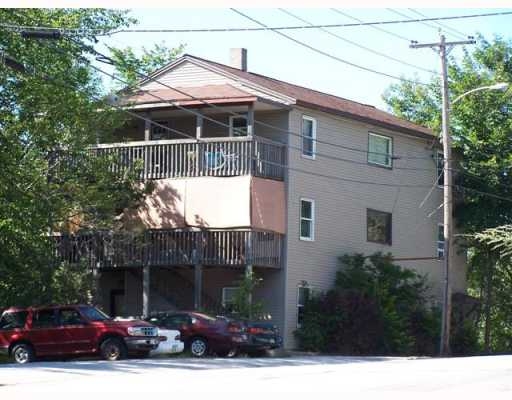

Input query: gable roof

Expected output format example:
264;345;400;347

140;54;436;140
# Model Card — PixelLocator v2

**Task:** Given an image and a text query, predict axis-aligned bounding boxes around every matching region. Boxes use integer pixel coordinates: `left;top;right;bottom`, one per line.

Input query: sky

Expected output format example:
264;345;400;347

96;8;512;110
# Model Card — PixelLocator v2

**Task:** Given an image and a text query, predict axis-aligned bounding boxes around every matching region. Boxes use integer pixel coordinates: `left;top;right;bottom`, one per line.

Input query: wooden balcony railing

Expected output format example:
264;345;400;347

53;229;283;269
92;136;285;181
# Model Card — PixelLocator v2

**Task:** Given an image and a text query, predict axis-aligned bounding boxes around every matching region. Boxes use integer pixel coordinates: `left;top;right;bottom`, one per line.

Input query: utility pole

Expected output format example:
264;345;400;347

411;34;475;356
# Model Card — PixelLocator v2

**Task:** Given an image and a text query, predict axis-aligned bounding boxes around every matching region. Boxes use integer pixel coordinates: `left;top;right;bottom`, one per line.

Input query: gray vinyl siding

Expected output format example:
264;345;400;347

282;106;466;348
140;60;293;105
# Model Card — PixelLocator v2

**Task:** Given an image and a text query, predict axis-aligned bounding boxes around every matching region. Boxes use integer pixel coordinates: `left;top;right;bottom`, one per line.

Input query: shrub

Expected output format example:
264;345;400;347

295;252;440;356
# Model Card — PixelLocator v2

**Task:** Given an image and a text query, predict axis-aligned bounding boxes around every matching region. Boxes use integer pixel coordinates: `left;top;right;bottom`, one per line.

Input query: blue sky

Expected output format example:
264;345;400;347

97;8;512;110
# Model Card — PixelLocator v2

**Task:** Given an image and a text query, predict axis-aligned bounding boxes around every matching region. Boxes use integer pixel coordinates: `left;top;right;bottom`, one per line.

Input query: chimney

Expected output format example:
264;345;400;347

230;48;247;72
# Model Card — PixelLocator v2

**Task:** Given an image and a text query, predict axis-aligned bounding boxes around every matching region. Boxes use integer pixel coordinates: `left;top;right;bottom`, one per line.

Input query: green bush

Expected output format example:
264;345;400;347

295;252;440;356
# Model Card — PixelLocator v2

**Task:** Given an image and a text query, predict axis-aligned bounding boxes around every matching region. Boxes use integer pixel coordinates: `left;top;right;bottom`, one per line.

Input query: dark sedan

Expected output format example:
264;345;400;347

146;311;247;357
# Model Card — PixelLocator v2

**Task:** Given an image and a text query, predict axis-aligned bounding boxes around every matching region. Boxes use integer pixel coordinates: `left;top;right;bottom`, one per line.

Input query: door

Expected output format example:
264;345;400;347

58;308;97;353
110;289;125;317
27;309;66;355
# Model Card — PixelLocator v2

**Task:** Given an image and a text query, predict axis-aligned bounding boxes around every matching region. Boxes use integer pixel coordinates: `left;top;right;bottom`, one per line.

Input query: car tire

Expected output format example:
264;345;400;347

100;338;127;361
217;348;238;358
189;337;208;357
11;343;35;364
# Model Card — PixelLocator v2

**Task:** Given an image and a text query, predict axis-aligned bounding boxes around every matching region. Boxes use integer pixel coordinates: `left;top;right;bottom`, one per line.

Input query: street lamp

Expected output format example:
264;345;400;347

451;82;509;105
440;80;508;356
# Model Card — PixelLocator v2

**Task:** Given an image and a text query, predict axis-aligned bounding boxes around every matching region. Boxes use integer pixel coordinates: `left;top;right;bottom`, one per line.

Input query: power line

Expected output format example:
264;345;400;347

230;8;429;86
2;10;512;34
7;51;512;206
62;36;436;161
387;8;471;42
87;58;435;171
278;8;440;76
407;8;469;40
330;9;411;42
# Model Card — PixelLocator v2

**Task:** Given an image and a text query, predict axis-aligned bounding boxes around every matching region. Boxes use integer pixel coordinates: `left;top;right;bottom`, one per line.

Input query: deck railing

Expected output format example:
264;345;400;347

53;229;283;269
92;136;285;181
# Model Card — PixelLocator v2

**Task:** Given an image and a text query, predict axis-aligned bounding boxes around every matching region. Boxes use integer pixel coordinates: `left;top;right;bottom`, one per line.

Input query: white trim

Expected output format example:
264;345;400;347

221;287;239;308
299;198;315;241
368;132;393;168
301;115;317;160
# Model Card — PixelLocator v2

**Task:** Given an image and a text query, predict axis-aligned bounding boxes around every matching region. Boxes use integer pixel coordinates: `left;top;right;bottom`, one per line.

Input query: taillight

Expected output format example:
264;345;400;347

228;324;243;333
247;327;265;334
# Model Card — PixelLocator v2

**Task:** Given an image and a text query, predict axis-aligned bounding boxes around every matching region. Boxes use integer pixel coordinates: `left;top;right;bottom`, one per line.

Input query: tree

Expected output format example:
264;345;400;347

383;35;512;352
109;42;185;87
0;9;183;308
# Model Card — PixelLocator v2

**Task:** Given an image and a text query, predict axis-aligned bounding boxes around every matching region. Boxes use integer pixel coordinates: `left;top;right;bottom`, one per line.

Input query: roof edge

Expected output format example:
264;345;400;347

295;100;436;141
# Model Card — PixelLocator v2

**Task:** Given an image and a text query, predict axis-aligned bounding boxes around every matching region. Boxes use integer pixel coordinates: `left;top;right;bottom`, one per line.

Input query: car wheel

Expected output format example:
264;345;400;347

100;338;127;361
11;343;35;364
216;348;238;358
189;337;208;357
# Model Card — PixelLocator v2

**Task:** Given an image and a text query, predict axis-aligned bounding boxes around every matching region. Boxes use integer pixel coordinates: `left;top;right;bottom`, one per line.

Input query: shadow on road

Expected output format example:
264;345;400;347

0;355;397;375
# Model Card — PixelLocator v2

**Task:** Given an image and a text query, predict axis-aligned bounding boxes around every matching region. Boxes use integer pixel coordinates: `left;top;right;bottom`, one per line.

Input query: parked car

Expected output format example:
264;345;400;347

0;304;164;364
241;320;282;356
150;328;184;356
147;311;247;357
215;316;282;356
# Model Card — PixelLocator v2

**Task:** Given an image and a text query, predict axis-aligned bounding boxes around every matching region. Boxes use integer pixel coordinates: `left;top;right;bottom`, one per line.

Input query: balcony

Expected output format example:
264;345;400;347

53;229;284;269
92;136;285;181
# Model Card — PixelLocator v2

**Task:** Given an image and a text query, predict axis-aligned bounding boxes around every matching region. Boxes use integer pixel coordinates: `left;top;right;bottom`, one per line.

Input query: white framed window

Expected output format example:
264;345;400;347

300;198;315;241
435;150;445;187
297;285;311;327
437;223;445;259
151;120;170;140
301;115;316;159
222;287;239;310
368;132;393;168
229;114;248;137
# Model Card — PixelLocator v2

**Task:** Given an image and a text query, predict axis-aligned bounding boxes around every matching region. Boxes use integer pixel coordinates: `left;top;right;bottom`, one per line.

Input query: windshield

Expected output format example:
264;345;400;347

0;311;28;329
79;306;110;321
193;312;218;322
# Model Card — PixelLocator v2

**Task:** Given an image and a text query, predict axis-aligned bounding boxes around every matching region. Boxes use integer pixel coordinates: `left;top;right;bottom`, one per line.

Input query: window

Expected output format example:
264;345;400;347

367;209;392;245
79;306;110;321
301;116;316;158
437;224;445;259
0;311;28;330
368;132;392;168
59;309;85;326
300;199;315;241
32;309;58;328
151;120;170;140
222;287;240;311
297;285;310;327
229;115;248;137
436;150;444;187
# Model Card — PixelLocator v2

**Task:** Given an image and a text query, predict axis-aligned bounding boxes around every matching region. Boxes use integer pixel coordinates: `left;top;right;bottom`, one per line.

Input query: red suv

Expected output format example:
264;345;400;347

0;305;162;364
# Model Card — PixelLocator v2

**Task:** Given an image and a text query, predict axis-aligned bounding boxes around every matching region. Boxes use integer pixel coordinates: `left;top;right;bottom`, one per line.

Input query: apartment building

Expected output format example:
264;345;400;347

56;49;466;348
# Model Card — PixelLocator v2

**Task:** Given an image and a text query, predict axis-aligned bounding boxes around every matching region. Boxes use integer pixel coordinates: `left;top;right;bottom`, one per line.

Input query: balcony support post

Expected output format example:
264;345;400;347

196;114;203;139
247;103;254;137
144;112;151;141
194;263;203;310
142;264;150;318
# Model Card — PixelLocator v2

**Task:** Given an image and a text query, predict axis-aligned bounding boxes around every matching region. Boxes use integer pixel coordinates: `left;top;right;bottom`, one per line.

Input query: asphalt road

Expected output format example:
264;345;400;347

1;355;511;399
